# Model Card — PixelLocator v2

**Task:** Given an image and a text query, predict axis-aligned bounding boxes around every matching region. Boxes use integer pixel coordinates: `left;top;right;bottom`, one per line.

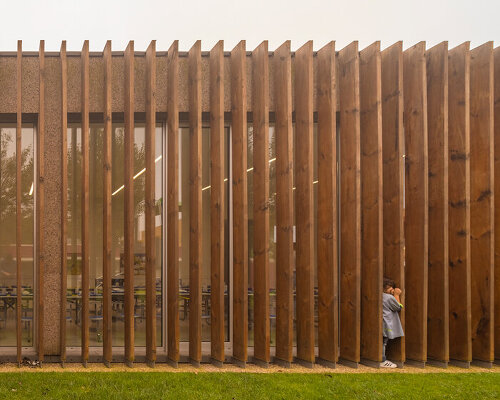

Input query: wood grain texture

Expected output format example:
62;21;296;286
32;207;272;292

294;40;315;364
210;40;227;362
448;42;472;363
124;41;135;365
381;42;405;363
167;41;180;363
494;45;500;362
338;41;361;364
252;40;270;364
426;42;449;363
359;41;383;364
189;40;202;364
316;41;338;365
210;40;225;364
470;42;494;363
59;40;68;364
37;40;45;362
81;40;90;365
102;40;113;366
231;40;248;364
16;40;22;365
403;42;429;363
145;40;157;365
273;41;294;364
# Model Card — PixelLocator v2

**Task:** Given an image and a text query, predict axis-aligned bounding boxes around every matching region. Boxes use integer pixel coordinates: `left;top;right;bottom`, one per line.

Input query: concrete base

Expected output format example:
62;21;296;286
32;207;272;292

449;359;470;369
294;358;314;369
189;358;201;368
274;357;292;368
427;359;448;368
252;358;270;368
210;358;224;368
125;360;133;368
146;359;155;368
232;357;246;368
360;358;381;369
405;359;425;368
167;358;178;368
471;359;493;369
338;358;359;369
316;357;336;369
82;360;88;368
104;360;111;368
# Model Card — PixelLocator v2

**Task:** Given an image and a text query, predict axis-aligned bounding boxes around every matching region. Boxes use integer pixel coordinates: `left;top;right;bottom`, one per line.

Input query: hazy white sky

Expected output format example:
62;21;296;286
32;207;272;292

6;0;499;52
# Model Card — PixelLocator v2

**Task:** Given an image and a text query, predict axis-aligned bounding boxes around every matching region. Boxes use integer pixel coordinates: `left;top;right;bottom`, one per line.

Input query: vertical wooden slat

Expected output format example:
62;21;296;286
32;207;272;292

273;41;293;366
494;46;500;363
102;40;112;367
124;40;135;366
167;40;180;365
60;40;68;365
448;42;471;366
210;40;225;365
403;42;428;365
16;40;22;366
426;42;449;365
470;42;494;365
231;40;248;366
317;41;338;367
295;40;315;366
252;40;270;365
338;41;361;366
81;40;90;366
145;40;157;367
381;42;405;364
188;40;202;366
37;40;45;363
359;41;383;365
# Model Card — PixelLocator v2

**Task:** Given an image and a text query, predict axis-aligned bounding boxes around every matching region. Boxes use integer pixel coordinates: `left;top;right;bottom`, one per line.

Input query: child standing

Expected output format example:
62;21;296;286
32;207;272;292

381;277;403;368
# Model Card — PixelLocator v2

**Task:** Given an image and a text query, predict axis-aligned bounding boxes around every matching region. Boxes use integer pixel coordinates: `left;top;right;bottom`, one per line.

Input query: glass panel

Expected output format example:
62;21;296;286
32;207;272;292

247;123;278;347
247;124;254;346
0;124;35;347
179;125;230;343
269;124;276;347
67;125;81;346
67;122;163;348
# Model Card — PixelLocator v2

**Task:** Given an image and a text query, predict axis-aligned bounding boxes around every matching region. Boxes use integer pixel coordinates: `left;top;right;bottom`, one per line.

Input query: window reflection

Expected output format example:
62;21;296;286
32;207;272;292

0;124;35;346
66;122;163;347
178;126;230;343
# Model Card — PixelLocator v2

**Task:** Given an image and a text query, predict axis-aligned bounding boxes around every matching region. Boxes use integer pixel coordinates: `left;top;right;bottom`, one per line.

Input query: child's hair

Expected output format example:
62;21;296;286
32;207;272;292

383;277;396;290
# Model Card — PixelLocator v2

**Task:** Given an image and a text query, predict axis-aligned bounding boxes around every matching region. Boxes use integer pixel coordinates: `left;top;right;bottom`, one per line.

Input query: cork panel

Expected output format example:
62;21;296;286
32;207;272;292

201;57;210;112
246;54;252;111
269;55;275;114
6;52;331;114
134;56;146;113
22;57;39;113
89;56;104;113
224;56;231;112
156;56;168;112
178;57;188;111
67;57;81;113
44;56;63;355
112;56;125;113
0;57;16;113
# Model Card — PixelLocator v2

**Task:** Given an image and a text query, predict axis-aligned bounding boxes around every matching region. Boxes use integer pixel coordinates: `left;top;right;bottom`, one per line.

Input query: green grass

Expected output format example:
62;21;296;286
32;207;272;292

0;372;498;399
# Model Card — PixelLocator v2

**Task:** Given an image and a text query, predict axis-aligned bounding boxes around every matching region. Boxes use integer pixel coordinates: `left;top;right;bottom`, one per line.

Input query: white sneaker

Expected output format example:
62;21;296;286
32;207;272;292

380;360;397;368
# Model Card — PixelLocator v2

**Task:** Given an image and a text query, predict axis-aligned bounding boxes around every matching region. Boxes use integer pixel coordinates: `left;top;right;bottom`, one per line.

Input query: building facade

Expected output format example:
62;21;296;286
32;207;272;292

0;39;498;368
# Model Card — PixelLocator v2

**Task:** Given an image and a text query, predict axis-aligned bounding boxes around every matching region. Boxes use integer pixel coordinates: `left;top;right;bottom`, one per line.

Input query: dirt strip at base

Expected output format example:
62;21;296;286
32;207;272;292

0;363;498;374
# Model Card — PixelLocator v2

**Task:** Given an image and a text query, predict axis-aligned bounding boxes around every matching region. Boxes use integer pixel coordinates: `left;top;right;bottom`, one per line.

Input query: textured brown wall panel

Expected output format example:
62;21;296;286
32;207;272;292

43;57;63;355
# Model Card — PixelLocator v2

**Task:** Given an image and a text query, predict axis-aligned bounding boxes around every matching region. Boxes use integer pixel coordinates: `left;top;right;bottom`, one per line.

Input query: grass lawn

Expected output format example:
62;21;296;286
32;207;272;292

0;372;497;399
